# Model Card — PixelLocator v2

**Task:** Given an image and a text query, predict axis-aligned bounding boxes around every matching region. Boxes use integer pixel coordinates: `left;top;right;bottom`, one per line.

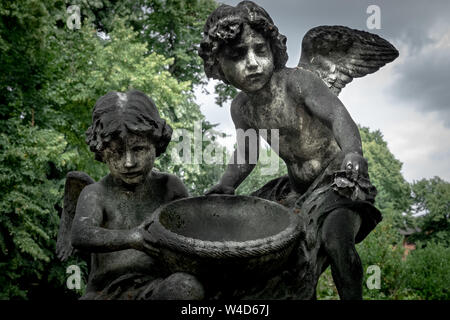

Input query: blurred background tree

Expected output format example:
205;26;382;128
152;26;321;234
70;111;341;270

406;177;450;246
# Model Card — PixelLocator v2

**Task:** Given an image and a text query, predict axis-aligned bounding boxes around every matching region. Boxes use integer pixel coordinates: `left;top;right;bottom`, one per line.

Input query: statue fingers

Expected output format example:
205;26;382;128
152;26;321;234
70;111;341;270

142;230;158;245
142;219;155;229
205;184;232;195
143;242;160;257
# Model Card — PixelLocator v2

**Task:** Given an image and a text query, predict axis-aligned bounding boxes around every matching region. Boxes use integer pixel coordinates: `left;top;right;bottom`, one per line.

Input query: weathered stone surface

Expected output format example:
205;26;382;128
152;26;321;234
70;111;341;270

199;0;397;299
56;1;398;300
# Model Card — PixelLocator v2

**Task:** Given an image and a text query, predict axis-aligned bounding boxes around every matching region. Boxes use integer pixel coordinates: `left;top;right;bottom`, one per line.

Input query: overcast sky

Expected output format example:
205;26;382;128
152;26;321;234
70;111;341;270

195;0;450;183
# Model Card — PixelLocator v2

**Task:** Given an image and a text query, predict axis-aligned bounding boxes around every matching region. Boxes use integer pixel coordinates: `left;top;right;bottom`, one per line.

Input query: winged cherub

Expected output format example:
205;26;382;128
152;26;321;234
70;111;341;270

199;1;398;299
56;90;204;300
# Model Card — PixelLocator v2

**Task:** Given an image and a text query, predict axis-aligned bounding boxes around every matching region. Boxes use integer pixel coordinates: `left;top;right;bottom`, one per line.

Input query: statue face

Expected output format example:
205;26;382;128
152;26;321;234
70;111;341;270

103;133;155;186
218;24;274;92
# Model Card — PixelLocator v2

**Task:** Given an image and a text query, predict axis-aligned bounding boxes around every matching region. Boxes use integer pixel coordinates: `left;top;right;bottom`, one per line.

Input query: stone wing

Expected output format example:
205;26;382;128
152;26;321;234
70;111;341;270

56;171;95;261
298;25;399;95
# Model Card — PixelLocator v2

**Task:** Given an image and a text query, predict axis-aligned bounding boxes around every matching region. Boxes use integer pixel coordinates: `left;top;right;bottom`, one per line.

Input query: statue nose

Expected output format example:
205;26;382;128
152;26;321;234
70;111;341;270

124;150;136;168
246;51;259;69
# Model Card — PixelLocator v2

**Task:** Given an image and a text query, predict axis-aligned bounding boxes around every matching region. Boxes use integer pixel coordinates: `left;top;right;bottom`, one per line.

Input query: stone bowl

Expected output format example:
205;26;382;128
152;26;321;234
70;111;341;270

148;195;302;284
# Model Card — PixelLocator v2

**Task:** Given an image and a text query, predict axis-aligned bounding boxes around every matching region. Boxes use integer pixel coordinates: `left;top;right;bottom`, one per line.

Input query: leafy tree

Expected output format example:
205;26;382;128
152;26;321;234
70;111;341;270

0;0;57;128
45;17;203;176
160;120;228;195
213;82;238;107
0;0;71;299
356;127;413;299
0;118;82;299
62;0;217;86
402;242;450;300
0;0;222;299
359;127;411;216
406;177;450;246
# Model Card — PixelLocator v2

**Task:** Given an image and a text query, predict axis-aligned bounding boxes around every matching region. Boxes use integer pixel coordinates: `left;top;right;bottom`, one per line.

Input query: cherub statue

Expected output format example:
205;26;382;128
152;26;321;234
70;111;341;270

56;90;204;300
199;1;398;299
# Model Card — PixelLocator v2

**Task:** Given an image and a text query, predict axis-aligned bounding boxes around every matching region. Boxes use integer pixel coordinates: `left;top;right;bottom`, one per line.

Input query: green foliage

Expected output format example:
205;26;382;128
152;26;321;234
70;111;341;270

359;127;411;214
316;268;339;300
136;0;218;85
357;126;410;298
0;0;55;125
0;119;77;299
407;177;450;246
357;214;407;300
64;0;218;86
213;82;238;107
0;0;219;299
44;16;203;177
158;120;228;195
401;242;450;300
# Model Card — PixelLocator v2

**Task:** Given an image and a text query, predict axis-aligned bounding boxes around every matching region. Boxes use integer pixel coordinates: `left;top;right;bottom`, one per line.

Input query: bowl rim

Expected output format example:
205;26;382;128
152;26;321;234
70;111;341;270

150;195;302;259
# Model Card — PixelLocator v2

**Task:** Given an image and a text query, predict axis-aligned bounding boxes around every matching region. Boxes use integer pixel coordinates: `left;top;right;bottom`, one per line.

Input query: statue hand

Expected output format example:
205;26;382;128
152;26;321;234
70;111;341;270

341;152;369;181
205;183;235;195
131;219;160;257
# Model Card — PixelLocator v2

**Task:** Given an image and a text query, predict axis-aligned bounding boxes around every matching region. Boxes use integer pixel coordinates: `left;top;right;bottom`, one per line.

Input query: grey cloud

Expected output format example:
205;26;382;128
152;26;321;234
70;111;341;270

390;48;450;127
220;0;450;53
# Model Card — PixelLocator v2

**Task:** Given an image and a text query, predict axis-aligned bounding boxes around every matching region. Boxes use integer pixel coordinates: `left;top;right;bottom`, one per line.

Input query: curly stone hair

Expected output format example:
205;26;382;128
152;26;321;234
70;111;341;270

199;1;288;83
85;90;173;162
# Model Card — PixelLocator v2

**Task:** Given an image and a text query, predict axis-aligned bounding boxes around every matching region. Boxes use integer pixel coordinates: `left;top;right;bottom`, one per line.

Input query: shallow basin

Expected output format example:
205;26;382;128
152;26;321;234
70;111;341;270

148;195;302;285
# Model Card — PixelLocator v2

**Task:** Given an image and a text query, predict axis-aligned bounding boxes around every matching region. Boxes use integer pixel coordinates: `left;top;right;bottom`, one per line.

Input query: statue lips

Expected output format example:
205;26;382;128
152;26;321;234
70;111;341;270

246;73;264;82
122;171;142;179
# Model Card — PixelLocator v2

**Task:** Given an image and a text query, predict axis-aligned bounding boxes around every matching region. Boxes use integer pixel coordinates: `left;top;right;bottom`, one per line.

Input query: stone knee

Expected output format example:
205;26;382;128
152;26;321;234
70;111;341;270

150;272;205;300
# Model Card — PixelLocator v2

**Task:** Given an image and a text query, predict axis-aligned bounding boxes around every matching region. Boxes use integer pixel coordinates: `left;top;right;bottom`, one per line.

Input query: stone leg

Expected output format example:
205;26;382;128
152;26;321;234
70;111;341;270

149;272;205;300
321;208;363;300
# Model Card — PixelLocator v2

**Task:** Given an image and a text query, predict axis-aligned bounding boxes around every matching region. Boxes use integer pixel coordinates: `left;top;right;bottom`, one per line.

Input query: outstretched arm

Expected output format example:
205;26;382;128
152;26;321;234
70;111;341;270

70;184;156;254
206;94;258;194
294;69;368;178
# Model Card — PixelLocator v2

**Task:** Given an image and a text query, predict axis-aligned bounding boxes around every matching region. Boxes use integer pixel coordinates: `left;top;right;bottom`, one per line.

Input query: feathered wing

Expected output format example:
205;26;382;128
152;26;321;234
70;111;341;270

56;171;95;261
298;25;399;96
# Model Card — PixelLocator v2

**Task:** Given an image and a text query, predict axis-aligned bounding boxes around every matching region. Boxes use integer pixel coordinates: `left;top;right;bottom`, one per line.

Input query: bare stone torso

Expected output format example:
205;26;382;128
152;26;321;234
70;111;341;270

86;173;168;291
236;68;341;192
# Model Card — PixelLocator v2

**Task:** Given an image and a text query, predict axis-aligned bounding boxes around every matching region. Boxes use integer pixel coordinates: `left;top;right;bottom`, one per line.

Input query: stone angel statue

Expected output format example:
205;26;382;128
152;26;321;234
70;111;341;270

199;0;398;300
56;90;204;300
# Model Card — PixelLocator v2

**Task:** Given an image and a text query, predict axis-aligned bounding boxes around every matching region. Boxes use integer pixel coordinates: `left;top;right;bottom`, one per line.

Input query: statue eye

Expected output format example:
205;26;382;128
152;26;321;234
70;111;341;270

225;47;245;60
133;146;146;152
107;146;123;156
255;44;268;55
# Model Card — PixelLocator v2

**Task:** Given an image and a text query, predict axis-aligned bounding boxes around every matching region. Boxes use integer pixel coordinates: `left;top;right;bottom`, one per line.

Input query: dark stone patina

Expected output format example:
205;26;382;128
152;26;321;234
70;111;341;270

57;90;205;300
56;1;399;300
147;194;302;298
199;0;398;299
